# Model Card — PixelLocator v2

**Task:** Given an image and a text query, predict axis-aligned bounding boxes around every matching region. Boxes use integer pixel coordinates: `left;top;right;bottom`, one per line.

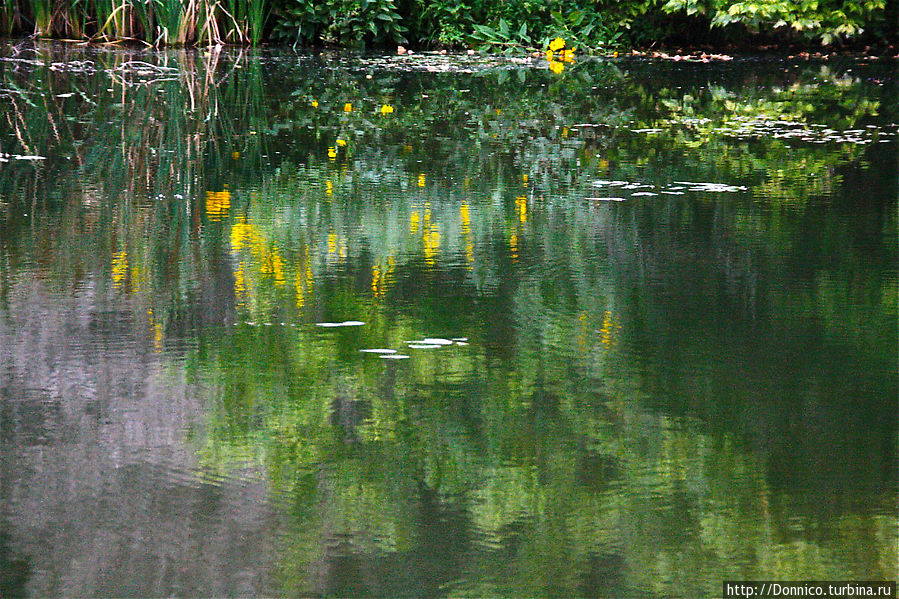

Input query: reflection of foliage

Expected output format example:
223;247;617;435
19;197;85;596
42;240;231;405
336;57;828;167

1;48;896;596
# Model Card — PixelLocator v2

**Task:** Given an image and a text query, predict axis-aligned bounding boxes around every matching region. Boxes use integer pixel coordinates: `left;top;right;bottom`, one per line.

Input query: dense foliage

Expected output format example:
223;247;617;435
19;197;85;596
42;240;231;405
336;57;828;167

0;0;894;47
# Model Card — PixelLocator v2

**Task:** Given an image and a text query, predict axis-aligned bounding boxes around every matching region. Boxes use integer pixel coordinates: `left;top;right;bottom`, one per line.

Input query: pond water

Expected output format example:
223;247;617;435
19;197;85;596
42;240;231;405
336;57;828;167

0;43;896;597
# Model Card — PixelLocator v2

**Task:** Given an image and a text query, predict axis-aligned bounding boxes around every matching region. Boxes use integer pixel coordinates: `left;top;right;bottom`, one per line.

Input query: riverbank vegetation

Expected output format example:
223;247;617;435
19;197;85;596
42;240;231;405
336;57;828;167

0;0;895;49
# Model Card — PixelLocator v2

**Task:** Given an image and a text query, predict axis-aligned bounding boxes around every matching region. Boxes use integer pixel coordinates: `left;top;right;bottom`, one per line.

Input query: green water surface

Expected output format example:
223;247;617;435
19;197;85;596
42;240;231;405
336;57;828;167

0;43;896;598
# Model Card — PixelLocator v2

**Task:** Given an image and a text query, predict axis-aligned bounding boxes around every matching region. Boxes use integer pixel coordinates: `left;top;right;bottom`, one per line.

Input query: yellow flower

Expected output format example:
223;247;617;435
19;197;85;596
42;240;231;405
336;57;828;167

336;138;347;147
545;50;554;61
561;48;575;62
311;100;319;108
549;37;565;51
327;147;337;159
380;104;394;115
418;173;426;188
549;60;565;74
343;103;353;112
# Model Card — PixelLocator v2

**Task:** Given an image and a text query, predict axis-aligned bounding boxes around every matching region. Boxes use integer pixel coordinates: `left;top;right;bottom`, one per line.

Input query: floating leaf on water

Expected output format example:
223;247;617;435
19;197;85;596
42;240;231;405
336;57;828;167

13;155;46;161
361;348;397;353
632;191;658;196
317;321;366;327
455;341;469;346
674;181;747;192
421;338;453;345
451;337;468;342
661;191;684;195
380;354;410;359
592;180;629;187
588;197;627;202
408;344;444;349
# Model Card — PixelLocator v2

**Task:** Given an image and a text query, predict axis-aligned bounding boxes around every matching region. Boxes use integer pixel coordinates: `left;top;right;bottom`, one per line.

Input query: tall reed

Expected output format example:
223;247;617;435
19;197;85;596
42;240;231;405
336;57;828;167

0;0;266;45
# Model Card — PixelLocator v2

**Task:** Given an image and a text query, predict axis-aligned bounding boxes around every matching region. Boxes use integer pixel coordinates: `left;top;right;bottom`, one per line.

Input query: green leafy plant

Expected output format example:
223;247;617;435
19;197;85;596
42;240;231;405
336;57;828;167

274;0;406;47
469;17;534;53
661;0;887;44
545;8;625;52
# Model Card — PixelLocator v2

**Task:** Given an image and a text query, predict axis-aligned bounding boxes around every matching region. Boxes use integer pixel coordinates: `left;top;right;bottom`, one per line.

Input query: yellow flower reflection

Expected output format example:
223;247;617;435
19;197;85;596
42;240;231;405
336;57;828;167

327;147;337;159
148;309;163;352
205;189;231;221
234;261;248;305
460;202;474;267
599;310;621;348
111;251;128;288
327;231;338;255
296;249;314;308
230;219;286;287
549;60;565;74
515;196;527;224
371;256;396;298
343;103;353;112
423;224;440;267
418;173;426;188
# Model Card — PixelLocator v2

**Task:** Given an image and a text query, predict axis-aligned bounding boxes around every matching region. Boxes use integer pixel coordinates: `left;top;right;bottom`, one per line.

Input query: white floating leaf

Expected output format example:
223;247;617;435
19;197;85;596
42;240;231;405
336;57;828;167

380;354;410;359
632;192;658;196
340;320;366;326
451;337;468;342
408;344;444;349
360;348;397;353
421;338;453;345
588;197;627;202
13;155;46;161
